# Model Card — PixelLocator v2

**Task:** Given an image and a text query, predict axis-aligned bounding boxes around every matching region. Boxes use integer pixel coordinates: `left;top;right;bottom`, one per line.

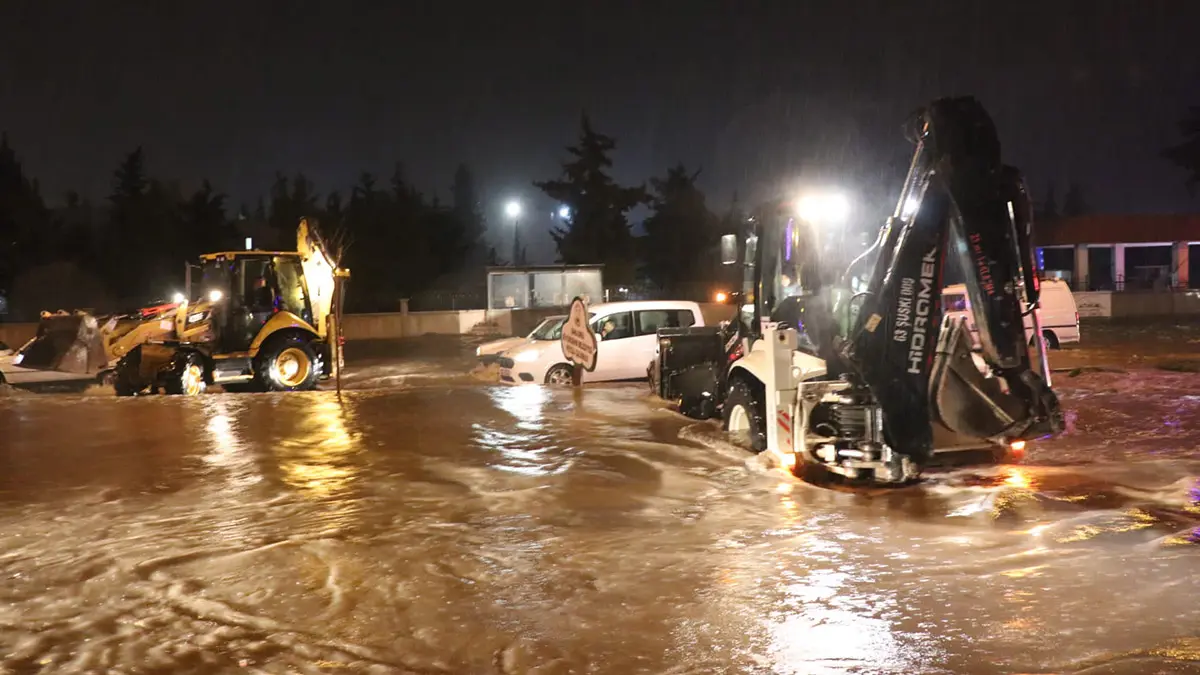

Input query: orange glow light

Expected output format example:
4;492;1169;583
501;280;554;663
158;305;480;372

714;291;728;303
1010;440;1026;452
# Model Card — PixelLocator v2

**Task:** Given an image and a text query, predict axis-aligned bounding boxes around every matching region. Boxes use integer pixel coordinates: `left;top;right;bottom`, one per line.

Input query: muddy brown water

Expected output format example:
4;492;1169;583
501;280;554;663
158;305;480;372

2;332;1200;673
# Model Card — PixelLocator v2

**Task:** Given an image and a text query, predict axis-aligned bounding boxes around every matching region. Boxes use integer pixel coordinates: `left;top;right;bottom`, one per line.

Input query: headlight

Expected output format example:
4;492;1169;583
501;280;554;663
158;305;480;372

207;289;223;303
513;349;541;363
475;346;482;356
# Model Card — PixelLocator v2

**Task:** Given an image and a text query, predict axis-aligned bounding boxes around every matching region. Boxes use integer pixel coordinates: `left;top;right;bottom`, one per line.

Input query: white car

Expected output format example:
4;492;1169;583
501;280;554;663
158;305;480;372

475;315;566;365
943;278;1080;349
498;301;705;385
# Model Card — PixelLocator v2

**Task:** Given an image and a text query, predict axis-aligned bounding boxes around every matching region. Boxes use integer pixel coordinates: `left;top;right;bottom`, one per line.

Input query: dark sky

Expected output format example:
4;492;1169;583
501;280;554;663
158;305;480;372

2;1;1197;262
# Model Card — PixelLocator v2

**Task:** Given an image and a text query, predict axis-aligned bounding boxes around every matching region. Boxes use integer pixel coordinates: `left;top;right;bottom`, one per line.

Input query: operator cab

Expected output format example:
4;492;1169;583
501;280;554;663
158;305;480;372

192;252;314;353
723;206;835;357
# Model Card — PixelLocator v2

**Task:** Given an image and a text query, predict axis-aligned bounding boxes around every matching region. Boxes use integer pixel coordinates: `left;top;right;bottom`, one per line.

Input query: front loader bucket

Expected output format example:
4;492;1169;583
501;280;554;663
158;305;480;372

15;312;108;375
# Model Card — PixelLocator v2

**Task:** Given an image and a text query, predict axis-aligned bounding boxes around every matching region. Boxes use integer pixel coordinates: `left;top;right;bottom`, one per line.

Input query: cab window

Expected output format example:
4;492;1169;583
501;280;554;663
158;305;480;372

590;311;634;340
243;259;275;312
635;309;696;335
943;294;968;312
272;256;311;322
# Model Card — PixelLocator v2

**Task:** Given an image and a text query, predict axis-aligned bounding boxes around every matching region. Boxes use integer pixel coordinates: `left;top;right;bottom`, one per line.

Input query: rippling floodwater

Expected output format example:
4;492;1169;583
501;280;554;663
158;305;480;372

2;346;1200;674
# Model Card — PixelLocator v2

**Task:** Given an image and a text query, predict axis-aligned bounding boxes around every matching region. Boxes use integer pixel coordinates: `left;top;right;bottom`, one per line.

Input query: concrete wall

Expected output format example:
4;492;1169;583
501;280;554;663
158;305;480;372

1075;291;1112;318
341;310;492;340
0;301;888;349
1110;291;1200;318
0;322;37;349
0;303;743;348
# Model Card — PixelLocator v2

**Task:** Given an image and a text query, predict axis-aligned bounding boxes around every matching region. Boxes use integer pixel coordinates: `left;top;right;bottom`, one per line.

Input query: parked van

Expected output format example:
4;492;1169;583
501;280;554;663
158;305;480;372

497;300;704;385
942;278;1079;348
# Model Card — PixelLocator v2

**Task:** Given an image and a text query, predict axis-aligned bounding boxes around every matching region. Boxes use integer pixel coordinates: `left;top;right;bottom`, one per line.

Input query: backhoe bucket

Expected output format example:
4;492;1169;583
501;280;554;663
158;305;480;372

15;312;108;375
929;316;1062;442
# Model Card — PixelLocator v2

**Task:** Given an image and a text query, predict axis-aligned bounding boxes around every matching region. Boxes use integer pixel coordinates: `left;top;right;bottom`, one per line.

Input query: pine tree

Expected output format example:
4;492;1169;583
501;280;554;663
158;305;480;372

450;163;486;258
1063;183;1088;218
1163;106;1200;193
534;113;648;283
1041;182;1059;221
641;163;718;291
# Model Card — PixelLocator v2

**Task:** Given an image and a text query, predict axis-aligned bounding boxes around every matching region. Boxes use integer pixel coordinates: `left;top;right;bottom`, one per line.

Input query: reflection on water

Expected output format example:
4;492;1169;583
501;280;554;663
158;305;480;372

276;396;361;500
473;385;567;477
1005;466;1032;490
2;371;1200;673
201;397;260;490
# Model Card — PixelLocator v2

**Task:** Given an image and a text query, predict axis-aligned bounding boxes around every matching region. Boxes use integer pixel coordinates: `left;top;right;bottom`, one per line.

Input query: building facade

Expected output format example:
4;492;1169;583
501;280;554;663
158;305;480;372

1036;215;1200;292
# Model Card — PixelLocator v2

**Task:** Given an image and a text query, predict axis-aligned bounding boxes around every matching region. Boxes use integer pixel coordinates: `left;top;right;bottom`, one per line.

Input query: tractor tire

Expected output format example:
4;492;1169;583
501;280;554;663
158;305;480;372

722;378;767;452
163;352;207;396
256;335;320;392
112;362;143;397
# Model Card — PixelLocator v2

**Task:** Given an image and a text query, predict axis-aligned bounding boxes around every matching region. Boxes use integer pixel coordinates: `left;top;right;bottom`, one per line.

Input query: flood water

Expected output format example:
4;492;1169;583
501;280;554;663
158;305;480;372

2;341;1200;674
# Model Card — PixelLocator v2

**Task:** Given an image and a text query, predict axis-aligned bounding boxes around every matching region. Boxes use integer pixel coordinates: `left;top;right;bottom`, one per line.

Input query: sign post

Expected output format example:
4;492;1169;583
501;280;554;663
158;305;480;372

560;296;598;388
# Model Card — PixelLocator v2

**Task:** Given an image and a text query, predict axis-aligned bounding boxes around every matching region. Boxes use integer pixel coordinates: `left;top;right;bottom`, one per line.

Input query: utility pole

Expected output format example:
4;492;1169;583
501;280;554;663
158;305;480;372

504;200;522;267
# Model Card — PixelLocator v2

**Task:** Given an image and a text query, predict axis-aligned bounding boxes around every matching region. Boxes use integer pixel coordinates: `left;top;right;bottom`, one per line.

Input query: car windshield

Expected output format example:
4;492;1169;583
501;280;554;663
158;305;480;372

530;317;566;340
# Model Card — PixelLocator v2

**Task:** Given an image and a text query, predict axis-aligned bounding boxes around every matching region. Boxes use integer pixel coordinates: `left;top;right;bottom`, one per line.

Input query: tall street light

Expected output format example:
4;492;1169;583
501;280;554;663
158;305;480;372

505;200;522;266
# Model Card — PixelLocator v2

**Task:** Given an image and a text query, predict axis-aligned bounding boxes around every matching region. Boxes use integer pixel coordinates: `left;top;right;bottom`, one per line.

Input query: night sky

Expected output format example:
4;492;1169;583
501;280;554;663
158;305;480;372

2;1;1196;263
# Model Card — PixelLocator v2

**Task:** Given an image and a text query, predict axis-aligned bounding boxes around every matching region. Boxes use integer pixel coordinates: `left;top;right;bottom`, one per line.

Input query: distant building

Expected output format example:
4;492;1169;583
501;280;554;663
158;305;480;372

1036;215;1200;291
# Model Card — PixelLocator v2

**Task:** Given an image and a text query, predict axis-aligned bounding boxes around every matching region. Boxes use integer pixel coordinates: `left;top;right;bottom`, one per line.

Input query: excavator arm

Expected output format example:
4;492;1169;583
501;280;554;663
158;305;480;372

842;96;1064;464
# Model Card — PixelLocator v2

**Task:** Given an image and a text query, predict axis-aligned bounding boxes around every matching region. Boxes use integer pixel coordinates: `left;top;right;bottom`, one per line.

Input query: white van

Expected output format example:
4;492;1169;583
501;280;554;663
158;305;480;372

942;278;1079;348
498;301;705;385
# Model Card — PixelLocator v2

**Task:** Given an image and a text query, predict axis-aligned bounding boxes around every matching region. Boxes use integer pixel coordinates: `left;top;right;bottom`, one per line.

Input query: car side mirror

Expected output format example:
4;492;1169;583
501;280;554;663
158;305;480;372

720;234;738;266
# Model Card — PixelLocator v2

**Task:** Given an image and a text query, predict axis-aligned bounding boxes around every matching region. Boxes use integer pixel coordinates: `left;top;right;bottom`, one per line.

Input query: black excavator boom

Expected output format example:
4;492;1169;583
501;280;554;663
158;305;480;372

842;96;1064;463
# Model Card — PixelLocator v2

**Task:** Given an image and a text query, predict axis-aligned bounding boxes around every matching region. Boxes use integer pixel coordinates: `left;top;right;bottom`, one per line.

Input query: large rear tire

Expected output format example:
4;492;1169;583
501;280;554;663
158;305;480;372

722;378;767;452
256;335;320;392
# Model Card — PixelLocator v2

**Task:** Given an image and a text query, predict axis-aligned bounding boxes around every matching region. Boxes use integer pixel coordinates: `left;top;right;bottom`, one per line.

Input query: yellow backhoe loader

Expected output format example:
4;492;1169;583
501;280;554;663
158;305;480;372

112;219;349;396
2;303;179;390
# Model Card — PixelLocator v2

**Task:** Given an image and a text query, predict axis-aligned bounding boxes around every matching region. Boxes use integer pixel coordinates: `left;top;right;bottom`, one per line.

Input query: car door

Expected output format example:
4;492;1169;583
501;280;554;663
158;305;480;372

633;308;698;377
587;311;637;381
631;309;670;377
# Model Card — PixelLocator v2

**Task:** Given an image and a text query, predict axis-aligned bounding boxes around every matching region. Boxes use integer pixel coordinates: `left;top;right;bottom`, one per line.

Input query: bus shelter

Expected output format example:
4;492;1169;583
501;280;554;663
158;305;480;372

486;265;604;311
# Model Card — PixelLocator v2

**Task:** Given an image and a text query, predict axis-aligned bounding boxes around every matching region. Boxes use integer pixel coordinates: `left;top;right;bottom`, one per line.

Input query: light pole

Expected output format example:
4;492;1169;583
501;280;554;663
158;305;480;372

505;200;522;266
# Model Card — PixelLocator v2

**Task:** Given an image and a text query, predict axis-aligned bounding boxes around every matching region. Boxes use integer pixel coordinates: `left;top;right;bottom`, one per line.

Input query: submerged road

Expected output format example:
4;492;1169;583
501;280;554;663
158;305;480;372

1;335;1200;673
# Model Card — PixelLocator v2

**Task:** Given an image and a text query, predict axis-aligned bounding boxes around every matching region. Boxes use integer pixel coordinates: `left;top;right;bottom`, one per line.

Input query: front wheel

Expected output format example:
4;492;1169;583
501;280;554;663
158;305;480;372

544;364;575;387
257;336;320;392
164;352;207;396
722;378;766;452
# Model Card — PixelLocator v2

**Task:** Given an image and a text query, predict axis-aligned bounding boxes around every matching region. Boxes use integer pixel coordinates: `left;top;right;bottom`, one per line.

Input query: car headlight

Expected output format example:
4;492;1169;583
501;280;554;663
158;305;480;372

513;349;541;363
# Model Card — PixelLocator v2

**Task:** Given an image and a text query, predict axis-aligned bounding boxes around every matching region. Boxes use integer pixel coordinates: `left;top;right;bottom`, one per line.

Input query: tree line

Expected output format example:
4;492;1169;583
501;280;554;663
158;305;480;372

0;115;741;321
3;104;1197;320
0;138;493;318
534;114;741;294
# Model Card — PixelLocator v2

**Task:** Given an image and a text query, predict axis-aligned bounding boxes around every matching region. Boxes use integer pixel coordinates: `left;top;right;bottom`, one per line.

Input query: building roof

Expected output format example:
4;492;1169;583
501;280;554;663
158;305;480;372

1037;215;1200;246
486;264;604;273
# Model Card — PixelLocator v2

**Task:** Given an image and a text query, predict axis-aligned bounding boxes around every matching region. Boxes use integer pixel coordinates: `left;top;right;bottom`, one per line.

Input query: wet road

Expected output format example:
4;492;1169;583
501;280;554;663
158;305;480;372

3;339;1200;673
